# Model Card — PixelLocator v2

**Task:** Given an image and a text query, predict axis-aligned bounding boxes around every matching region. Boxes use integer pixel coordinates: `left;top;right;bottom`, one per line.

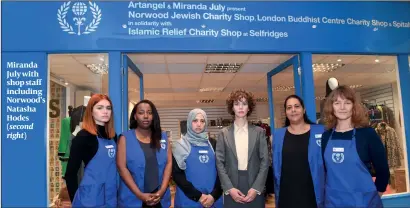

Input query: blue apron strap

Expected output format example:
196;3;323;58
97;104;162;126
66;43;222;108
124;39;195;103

272;127;287;206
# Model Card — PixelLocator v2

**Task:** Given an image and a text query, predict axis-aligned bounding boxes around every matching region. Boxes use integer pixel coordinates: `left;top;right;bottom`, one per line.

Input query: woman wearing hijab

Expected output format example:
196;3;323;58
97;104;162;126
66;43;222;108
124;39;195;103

172;109;223;208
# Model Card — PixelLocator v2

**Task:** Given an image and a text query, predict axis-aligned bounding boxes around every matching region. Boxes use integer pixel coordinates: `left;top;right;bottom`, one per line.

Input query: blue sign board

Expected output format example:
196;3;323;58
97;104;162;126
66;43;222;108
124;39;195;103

2;1;410;53
1;52;48;207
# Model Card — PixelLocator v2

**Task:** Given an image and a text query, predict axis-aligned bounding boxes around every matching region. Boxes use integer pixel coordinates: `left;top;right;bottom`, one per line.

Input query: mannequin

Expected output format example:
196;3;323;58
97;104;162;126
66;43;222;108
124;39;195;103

318;77;339;124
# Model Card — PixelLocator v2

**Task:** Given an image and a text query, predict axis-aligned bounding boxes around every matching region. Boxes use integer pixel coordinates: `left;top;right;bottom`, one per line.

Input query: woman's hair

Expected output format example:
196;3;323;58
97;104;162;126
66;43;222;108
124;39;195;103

226;89;256;117
323;85;369;129
82;94;116;138
129;99;162;149
283;94;314;127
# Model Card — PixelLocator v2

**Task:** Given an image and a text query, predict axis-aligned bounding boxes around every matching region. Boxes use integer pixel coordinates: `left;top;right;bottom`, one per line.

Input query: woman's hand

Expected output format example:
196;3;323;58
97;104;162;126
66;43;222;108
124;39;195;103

229;188;246;204
138;193;156;205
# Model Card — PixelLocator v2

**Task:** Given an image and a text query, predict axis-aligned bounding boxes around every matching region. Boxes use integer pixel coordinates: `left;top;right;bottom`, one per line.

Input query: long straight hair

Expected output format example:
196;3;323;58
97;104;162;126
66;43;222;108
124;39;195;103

283;94;315;127
129;100;162;150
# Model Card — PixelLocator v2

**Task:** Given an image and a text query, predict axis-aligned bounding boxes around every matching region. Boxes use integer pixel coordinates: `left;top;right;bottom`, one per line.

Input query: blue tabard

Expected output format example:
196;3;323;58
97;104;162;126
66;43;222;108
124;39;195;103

324;128;383;208
174;143;223;208
272;124;325;208
71;137;118;207
118;130;171;208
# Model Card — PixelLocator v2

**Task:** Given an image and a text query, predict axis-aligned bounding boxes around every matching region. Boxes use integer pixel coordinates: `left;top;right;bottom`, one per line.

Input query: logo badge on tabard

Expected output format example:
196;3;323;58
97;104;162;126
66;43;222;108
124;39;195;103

57;1;102;36
199;154;209;164
332;153;344;163
108;148;115;158
316;139;321;147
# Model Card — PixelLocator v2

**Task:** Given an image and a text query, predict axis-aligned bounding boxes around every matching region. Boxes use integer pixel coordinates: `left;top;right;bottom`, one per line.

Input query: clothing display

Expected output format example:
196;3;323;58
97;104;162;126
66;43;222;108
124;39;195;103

375;122;402;169
365;104;396;129
58;117;71;177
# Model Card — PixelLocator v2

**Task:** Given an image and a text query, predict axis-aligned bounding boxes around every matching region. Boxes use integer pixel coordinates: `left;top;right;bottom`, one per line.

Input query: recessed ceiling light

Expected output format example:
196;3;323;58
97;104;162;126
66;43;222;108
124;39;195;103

64;82;69;85
256;97;269;102
337;59;342;62
86;64;108;75
375;59;380;63
273;85;295;92
349;84;363;89
197;99;215;103
204;63;243;73
199;87;224;92
312;63;344;73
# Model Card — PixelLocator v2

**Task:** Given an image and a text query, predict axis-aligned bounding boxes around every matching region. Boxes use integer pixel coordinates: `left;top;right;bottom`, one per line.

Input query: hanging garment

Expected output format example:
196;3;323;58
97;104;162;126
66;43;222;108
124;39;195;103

59;117;72;177
381;106;396;129
71;137;118;207
70;106;86;134
118;130;171;208
273;124;325;208
375;123;402;169
324;129;383;208
174;144;223;208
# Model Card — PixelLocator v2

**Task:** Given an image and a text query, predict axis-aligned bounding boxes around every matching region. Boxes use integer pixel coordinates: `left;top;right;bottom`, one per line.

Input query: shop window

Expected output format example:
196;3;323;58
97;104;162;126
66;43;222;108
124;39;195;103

312;54;408;195
48;53;108;204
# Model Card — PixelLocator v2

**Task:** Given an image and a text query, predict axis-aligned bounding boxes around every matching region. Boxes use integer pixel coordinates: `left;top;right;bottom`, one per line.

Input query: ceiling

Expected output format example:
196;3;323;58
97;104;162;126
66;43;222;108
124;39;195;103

49;53;399;107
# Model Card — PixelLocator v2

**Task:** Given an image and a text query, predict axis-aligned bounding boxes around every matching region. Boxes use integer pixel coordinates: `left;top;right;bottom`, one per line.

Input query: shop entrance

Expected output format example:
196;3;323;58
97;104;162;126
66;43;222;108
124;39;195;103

120;53;300;141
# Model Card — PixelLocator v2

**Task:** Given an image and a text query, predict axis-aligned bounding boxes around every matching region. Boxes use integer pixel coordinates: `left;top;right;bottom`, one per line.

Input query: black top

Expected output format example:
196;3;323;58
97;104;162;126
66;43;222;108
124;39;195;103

172;137;223;202
65;125;117;202
138;140;159;193
321;127;390;192
279;130;317;208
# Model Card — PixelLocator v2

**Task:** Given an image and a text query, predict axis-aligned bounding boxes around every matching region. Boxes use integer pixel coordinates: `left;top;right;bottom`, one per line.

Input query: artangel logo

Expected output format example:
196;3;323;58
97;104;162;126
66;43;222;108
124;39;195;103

57;1;102;36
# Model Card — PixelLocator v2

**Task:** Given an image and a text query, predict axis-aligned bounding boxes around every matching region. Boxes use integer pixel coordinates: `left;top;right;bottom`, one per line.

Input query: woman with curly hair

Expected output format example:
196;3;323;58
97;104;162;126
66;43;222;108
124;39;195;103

321;85;389;208
215;89;269;208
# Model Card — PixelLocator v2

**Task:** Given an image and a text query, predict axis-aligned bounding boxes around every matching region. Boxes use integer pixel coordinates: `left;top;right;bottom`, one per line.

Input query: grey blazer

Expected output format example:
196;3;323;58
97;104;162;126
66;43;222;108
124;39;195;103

215;124;269;193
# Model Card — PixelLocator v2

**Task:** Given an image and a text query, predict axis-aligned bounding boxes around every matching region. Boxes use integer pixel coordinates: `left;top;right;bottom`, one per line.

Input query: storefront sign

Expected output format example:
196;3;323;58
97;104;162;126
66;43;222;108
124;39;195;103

1;52;48;207
2;1;410;53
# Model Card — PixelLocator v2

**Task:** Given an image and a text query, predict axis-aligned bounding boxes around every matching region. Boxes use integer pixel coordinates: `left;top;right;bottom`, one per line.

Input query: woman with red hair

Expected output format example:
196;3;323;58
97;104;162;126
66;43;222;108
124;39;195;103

65;94;118;207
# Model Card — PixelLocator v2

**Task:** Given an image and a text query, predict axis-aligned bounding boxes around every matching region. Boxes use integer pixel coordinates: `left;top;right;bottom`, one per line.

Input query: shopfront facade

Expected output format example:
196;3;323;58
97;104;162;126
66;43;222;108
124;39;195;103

1;1;410;207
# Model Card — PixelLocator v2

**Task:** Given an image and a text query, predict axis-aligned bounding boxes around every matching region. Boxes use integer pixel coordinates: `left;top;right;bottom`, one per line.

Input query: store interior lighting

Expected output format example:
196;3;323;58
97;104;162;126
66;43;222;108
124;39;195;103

312;63;345;73
315;96;326;100
256;97;269;102
204;63;243;73
196;99;215;103
86;63;109;75
199;87;225;92
273;85;295;92
349;84;363;89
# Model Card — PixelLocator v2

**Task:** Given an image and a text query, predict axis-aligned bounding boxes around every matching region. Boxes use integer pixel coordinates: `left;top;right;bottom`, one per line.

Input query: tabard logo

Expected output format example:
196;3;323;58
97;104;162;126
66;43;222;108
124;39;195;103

316;139;321;147
57;1;102;36
108;148;115;158
332;153;344;163
199;154;209;163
